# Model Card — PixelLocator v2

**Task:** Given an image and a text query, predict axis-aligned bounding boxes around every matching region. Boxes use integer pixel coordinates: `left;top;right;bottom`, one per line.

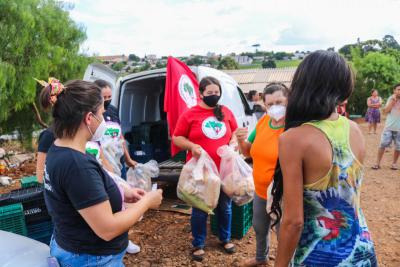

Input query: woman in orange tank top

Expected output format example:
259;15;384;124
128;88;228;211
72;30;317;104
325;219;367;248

236;83;288;266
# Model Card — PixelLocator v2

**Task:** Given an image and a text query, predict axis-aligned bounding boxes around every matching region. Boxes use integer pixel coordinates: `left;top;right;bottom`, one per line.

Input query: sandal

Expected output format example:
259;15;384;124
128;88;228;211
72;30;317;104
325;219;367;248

240;257;268;266
192;247;205;262
390;164;398;170
221;241;236;254
371;165;380;170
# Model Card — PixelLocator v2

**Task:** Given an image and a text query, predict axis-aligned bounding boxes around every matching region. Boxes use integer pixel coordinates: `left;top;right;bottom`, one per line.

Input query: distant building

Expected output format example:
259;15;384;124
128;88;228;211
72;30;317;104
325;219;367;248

145;54;158;65
207;52;217;58
96;55;128;65
223;67;297;93
234;55;254;65
292;52;308;60
253;56;265;61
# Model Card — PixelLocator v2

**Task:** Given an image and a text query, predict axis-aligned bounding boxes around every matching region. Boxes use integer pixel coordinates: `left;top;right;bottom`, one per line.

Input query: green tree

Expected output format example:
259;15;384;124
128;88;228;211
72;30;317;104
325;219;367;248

128;54;140;62
217;57;239;70
207;57;219;67
0;0;92;149
186;56;204;66
382;35;400;50
111;62;125;71
140;62;151;71
262;59;276;68
348;48;400;115
156;62;166;68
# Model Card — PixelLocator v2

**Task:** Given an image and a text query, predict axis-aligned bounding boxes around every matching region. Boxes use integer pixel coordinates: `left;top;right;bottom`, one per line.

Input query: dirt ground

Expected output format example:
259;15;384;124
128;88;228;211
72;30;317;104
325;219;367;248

123;122;400;267
1;121;398;266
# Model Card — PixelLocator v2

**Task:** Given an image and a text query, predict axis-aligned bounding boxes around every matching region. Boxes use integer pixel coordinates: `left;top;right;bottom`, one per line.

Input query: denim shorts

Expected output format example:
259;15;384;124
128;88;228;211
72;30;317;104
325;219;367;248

50;236;126;267
380;129;400;151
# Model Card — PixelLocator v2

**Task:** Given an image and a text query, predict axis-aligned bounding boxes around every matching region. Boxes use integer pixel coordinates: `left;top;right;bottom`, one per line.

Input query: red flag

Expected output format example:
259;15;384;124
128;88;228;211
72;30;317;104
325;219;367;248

164;57;200;156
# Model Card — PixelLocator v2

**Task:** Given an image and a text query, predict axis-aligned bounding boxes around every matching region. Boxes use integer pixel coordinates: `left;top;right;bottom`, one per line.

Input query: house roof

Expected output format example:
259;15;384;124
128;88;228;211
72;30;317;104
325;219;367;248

224;67;297;93
96;55;128;61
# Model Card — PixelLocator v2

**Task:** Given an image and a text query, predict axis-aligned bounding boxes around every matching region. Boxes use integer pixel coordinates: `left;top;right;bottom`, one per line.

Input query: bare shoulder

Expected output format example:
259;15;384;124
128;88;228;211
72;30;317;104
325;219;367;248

279;125;315;149
348;119;364;141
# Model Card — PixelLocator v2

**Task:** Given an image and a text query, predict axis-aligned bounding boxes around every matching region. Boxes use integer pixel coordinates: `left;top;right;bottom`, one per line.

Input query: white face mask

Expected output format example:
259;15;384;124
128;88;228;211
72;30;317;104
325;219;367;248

87;114;107;141
267;105;286;121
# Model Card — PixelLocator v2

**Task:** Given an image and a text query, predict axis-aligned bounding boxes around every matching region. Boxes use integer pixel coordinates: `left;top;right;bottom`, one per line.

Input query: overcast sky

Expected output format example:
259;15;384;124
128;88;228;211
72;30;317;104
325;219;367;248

68;0;400;57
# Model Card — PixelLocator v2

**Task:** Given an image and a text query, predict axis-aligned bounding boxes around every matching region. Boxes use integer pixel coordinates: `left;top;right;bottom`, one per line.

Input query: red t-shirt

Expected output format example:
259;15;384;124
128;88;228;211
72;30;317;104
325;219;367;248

173;105;238;168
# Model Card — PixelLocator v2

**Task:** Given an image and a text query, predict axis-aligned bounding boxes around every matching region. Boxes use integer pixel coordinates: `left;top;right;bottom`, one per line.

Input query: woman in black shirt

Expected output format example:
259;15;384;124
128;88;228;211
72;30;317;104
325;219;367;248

39;79;162;266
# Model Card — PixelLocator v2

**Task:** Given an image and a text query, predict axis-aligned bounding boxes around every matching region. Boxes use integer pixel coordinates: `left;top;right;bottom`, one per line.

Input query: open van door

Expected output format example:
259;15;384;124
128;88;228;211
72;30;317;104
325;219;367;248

83;63;119;106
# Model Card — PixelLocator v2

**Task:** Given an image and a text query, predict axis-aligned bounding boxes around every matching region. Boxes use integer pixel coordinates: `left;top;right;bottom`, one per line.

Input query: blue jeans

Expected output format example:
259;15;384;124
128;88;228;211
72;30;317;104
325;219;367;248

50;236;126;267
191;191;232;248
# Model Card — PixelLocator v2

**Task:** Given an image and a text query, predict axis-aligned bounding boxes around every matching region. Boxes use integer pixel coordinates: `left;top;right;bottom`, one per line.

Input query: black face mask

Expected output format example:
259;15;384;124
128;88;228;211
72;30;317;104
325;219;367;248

104;100;112;109
202;95;220;108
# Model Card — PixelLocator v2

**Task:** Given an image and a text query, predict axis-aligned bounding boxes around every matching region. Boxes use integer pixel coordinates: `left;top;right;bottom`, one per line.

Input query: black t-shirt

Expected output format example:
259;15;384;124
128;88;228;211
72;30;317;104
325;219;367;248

44;145;127;255
38;128;55;153
103;104;120;123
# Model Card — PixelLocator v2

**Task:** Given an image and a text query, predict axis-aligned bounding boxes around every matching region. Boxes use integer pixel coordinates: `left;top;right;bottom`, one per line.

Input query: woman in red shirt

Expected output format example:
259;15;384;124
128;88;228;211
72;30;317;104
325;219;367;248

173;76;238;262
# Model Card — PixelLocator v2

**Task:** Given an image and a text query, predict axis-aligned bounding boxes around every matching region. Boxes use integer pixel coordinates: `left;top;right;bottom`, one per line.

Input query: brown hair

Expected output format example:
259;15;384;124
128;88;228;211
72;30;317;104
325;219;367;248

40;80;103;139
199;76;224;121
263;82;289;102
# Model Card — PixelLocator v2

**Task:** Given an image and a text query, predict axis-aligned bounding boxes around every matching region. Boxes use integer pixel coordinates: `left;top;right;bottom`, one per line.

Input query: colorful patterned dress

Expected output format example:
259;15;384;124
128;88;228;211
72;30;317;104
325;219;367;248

293;116;377;267
365;97;381;123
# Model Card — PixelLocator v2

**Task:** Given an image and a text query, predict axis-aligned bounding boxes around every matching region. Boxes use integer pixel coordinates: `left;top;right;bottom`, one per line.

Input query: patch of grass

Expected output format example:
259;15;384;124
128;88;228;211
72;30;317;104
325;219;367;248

276;60;301;68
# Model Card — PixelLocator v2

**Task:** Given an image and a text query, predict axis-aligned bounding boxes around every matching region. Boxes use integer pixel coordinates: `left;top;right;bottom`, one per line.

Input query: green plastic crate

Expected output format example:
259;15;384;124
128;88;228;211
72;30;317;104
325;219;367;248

210;201;253;239
21;176;39;188
172;151;186;162
0;203;27;236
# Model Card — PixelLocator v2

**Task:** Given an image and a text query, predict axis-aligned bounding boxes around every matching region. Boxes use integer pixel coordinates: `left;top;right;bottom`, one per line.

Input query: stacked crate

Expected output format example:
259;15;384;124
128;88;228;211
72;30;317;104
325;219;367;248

210;201;253;239
0;183;53;244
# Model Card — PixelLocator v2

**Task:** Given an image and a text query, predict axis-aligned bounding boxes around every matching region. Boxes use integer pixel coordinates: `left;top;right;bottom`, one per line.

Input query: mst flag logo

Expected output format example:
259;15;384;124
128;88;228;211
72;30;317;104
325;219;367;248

178;74;197;108
202;117;227;139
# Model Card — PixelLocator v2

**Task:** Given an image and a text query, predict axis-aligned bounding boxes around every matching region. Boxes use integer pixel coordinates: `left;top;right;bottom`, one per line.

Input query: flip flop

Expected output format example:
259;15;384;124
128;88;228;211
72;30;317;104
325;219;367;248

221;242;236;254
390;165;398;170
191;247;205;262
371;165;380;170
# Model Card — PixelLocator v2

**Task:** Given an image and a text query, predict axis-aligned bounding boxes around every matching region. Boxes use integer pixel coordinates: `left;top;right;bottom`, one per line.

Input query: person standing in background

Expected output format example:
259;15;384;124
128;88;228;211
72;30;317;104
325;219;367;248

373;84;400;170
365;89;382;134
94;80;137;179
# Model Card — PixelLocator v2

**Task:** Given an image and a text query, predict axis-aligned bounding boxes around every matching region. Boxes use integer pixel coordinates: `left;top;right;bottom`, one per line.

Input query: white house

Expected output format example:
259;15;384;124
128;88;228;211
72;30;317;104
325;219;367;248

234;55;254;65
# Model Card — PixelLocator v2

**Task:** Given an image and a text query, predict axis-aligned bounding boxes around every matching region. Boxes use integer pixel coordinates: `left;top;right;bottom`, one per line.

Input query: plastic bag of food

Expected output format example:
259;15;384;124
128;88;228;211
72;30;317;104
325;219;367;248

101;138;124;177
217;145;254;206
177;150;221;214
127;160;159;192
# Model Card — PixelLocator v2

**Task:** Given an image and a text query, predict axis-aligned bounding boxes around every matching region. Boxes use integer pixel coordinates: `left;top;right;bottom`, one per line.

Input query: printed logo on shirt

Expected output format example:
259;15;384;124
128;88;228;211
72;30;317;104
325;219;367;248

178;74;197;108
43;166;53;192
86;141;100;160
104;121;121;139
202;117;227;139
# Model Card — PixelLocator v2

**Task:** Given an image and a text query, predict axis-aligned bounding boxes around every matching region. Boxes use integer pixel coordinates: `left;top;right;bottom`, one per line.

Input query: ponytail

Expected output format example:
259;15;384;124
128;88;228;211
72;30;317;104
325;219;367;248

214;104;224;121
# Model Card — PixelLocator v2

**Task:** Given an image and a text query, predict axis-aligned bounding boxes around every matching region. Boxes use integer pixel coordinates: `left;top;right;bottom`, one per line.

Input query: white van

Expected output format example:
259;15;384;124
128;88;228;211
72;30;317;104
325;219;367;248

84;63;257;182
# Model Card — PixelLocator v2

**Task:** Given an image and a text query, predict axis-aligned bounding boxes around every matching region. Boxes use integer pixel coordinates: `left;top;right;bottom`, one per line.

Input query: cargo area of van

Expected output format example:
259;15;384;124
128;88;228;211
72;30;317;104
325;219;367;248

119;75;184;182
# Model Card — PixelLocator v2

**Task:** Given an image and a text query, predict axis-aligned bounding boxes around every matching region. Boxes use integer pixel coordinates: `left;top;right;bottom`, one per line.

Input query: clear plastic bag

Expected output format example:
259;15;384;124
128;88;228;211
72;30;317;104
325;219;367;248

177;150;221;214
217;145;255;206
127;160;159;192
101;138;124;177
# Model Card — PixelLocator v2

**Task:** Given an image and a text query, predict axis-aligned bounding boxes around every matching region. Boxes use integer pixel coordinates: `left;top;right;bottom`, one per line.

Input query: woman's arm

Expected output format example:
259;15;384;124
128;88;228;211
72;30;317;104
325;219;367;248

78;189;162;241
367;97;372;108
173;136;202;159
235;128;252;157
100;149;114;173
36;152;46;183
275;132;305;267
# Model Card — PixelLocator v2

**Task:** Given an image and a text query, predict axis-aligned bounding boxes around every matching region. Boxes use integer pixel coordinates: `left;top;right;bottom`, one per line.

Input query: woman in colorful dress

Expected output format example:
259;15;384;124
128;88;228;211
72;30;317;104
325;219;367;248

173;76;238;262
271;51;377;267
366;89;382;134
